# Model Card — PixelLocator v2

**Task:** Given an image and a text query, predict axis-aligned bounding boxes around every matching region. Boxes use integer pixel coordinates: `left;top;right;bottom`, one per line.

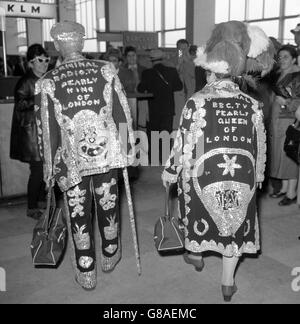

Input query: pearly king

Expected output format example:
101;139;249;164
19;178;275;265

35;21;140;290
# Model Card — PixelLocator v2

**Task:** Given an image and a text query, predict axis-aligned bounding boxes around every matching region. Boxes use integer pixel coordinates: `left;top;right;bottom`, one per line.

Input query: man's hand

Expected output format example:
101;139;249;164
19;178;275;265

162;179;169;188
256;182;263;190
296;106;300;121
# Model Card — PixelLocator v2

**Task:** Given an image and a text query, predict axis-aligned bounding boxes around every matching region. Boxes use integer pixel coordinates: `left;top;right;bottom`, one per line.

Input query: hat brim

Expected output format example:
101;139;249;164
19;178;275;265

291;28;300;34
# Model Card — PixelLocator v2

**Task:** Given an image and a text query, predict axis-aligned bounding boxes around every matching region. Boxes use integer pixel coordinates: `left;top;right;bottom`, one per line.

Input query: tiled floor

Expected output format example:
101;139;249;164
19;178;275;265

0;167;299;304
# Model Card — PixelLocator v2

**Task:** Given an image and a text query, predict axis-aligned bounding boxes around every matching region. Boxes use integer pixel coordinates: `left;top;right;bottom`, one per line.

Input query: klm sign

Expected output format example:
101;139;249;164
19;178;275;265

0;1;56;19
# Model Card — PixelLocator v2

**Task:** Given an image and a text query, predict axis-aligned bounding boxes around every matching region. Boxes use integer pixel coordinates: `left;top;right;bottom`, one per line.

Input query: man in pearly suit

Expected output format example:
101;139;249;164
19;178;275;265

35;22;136;290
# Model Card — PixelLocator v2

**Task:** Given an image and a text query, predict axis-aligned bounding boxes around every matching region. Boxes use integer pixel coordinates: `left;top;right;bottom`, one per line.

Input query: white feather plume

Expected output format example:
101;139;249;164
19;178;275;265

194;46;229;74
247;25;270;58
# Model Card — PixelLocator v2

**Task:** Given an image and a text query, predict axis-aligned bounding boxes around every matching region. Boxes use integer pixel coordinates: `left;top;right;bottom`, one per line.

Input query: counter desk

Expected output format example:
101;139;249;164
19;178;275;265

0;99;30;199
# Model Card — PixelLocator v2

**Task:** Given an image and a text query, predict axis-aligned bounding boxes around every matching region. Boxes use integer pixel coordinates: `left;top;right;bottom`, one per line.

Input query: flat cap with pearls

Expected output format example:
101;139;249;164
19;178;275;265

50;21;85;41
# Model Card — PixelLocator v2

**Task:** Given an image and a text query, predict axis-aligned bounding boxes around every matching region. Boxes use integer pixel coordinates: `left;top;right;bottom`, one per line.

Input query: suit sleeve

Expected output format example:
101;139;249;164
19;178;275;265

171;68;183;92
34;80;44;160
287;74;300;113
137;70;150;93
111;67;136;165
162;98;199;183
254;107;267;183
35;78;60;187
15;78;35;113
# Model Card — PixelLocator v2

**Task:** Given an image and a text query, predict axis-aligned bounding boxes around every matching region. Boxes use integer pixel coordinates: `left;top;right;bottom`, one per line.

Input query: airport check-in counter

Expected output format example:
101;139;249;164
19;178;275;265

0;76;30;198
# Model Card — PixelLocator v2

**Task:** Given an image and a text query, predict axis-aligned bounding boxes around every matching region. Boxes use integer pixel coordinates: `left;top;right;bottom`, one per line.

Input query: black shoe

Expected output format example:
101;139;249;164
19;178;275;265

278;196;297;206
222;284;238;302
183;252;204;272
270;192;286;198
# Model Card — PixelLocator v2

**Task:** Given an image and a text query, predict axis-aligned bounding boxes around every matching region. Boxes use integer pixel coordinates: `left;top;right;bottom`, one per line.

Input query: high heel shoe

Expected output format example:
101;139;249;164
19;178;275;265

183;252;204;272
221;284;238;302
278;196;297;206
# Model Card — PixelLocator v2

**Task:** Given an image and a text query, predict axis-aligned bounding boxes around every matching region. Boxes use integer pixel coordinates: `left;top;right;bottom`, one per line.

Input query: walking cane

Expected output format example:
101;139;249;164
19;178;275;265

122;167;142;275
0;8;8;77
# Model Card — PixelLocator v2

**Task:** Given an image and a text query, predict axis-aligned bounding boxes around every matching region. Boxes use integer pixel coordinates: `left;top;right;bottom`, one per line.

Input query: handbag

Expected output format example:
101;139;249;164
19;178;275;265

30;184;67;267
154;184;185;253
284;120;300;165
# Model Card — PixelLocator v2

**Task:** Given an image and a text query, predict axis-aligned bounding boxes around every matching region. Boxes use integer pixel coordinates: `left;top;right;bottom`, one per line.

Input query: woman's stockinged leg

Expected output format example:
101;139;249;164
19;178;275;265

222;255;239;287
281;180;288;194
286;179;298;199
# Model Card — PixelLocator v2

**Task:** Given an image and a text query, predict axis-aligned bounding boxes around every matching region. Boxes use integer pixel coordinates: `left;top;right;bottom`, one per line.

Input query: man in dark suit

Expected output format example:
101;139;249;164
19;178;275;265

137;49;183;164
122;46;145;92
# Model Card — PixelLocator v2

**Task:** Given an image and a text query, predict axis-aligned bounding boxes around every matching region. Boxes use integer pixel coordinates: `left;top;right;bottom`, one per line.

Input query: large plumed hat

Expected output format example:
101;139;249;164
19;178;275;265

50;21;85;41
194;20;275;77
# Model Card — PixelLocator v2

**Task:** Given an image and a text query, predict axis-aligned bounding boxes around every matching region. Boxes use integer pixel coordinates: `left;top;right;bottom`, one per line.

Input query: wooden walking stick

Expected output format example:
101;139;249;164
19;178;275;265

122;168;141;275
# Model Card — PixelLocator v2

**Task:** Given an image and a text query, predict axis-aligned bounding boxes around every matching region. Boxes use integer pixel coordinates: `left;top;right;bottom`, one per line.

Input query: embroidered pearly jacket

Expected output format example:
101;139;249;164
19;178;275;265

162;79;266;186
35;59;135;192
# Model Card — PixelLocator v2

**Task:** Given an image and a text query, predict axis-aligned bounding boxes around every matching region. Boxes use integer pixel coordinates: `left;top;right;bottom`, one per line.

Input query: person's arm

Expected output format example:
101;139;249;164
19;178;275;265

34;80;44;160
295;105;300;121
253;102;267;186
34;78;60;188
162;98;201;186
171;68;183;92
286;73;300;112
137;69;150;93
195;66;207;92
162;125;183;186
109;64;136;165
176;49;189;73
15;77;35;113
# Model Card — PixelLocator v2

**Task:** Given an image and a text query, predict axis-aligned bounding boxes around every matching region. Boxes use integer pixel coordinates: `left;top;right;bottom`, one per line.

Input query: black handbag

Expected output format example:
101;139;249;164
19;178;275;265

30;185;67;267
154;184;185;253
284;120;300;165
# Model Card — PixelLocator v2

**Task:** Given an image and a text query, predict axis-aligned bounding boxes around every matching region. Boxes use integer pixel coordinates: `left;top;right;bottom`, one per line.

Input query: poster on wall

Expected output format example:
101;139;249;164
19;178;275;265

123;32;158;50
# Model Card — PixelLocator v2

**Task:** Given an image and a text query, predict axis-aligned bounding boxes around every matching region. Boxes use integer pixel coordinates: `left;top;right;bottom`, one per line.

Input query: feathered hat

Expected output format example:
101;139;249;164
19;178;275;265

194;20;275;77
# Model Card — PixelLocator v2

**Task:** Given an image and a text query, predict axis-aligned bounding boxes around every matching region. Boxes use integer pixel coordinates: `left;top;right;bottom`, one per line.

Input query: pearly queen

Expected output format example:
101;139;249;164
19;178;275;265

162;79;266;257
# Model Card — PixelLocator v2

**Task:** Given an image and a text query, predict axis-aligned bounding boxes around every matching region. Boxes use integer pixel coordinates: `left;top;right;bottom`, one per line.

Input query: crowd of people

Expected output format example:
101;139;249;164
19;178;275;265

6;19;300;300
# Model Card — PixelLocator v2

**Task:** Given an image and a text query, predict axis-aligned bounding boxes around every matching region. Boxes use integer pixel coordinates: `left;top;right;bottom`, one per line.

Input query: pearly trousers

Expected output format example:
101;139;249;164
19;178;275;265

64;170;121;289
